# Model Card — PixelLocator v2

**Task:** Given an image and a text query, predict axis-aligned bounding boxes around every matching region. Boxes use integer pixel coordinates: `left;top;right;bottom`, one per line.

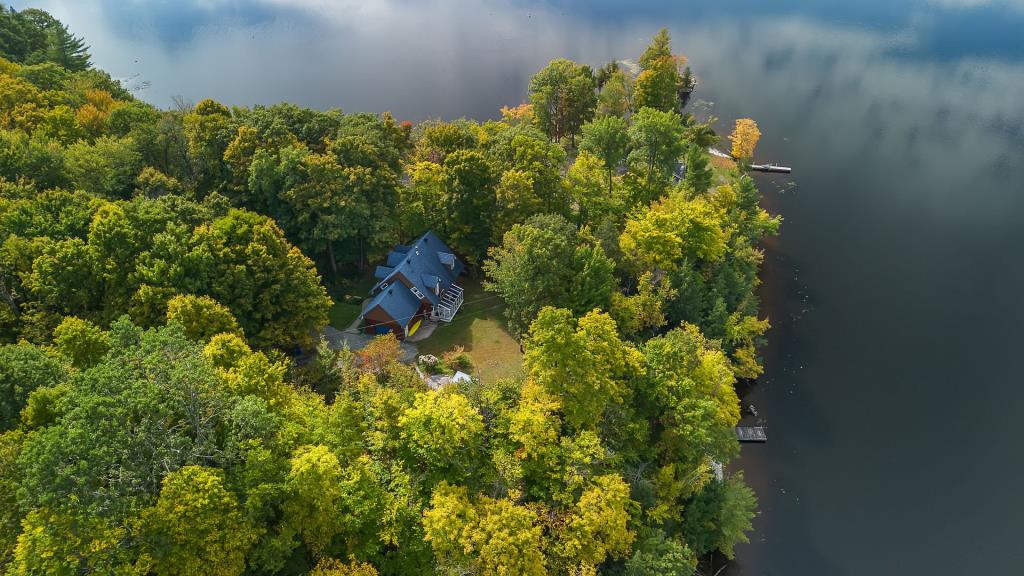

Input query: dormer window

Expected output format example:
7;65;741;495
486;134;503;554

410;286;425;300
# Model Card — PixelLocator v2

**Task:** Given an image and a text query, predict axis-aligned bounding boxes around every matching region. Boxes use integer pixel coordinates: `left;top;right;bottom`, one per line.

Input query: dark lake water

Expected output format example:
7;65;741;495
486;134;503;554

14;0;1024;573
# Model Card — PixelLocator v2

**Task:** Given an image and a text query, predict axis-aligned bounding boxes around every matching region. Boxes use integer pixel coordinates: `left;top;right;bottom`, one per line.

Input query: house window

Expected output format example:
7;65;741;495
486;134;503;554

410;286;425;299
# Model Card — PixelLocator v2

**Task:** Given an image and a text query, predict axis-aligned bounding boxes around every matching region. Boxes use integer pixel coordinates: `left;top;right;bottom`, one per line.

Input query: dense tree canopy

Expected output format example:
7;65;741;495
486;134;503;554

0;18;773;576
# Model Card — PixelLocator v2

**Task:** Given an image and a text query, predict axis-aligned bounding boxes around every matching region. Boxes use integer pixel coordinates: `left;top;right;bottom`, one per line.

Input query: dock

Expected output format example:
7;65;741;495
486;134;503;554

707;148;792;173
736;426;767;442
749;163;792;173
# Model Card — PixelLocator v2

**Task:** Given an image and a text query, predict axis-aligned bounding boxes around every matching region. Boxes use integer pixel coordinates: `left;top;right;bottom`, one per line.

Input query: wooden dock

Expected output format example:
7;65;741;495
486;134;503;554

736;426;767;442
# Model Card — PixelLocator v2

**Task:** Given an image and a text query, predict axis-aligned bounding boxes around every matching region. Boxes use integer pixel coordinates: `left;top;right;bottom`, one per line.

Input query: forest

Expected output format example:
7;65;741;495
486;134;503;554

0;5;779;576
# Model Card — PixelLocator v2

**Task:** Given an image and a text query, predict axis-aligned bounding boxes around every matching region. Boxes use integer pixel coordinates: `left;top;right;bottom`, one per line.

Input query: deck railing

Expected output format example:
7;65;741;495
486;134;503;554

433;284;464;322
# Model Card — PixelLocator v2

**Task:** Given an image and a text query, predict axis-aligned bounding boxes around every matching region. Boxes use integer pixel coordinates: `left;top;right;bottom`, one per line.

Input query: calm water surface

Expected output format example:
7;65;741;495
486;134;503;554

14;1;1024;573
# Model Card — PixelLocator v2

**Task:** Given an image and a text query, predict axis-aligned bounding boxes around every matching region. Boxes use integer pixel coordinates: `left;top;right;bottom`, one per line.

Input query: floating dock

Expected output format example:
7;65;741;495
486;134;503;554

750;163;792;173
736;426;767;442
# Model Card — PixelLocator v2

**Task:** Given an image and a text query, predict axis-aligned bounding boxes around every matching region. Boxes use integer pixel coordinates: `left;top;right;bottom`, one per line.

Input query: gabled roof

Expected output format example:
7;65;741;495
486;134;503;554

371;230;464;297
362;283;422;327
364;231;465;328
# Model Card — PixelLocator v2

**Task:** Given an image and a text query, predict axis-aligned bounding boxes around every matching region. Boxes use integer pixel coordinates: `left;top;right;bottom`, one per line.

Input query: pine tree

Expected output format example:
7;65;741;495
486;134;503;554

46;22;90;71
683;144;713;195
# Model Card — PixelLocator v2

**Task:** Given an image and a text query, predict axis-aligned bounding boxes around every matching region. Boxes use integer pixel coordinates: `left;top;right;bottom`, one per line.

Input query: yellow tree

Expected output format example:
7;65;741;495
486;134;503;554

557;474;637;570
139;466;256;576
423;482;547;576
310;559;379;576
729;118;761;160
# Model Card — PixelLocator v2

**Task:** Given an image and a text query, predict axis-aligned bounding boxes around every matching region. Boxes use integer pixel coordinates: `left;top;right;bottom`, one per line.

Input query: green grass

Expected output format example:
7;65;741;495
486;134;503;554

418;279;524;383
328;301;363;330
326;269;380;329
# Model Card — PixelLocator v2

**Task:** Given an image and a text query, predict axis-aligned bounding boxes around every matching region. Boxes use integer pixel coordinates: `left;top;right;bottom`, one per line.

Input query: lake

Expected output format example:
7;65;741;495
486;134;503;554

13;0;1024;573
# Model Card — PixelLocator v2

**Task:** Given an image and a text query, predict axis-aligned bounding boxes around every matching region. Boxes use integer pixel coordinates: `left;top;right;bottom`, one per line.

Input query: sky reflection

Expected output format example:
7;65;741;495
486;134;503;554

7;1;1024;574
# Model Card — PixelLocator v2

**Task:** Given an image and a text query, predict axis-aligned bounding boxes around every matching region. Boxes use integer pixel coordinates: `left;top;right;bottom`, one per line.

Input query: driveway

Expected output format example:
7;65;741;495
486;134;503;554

321;325;418;363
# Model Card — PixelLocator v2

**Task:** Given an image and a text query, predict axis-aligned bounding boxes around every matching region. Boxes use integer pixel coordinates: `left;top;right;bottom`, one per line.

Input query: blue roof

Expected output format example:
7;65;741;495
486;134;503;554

362;284;422;327
364;230;465;327
386;251;406;268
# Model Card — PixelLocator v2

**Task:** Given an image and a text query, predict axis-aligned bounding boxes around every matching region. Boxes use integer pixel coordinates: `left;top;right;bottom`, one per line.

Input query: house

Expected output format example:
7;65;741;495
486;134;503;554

359;231;465;339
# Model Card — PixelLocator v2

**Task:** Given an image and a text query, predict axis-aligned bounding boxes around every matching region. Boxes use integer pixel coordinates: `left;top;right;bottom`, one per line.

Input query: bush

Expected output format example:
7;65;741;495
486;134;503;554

442;346;474;373
417;354;448;375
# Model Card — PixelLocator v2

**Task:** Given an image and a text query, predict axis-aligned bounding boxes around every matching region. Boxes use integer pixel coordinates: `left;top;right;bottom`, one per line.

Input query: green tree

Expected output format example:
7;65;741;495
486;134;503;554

524;307;643;430
682;143;713;196
0;128;66;189
41;14;90;71
580;115;629;194
528;58;597;145
484;214;615;336
64;136;142;199
624;530;697;576
162;209;331;349
52;315;109;369
279;137;400;274
440;149;497;265
283;446;385;560
627;107;687;202
183;98;233;194
15;62;69;90
5;7;90;71
0;342;65;430
619;191;728;274
135;166;184;199
609;272;677;338
220;350;293;411
202;332;251;369
24;236;99;325
139;466;256;576
642;324;741;473
16;321;232;523
10;507;133;575
681;474;757;559
565;151;628;226
486;127;568;215
635;57;683;113
413;120;479;164
597;69;633;118
634;29;683;113
165;294;242;341
283;444;345;556
494;168;542;239
0;429;23;565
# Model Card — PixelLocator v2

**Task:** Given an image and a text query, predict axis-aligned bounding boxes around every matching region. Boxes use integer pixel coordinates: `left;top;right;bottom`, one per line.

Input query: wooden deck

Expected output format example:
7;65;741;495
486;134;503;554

736;426;767;442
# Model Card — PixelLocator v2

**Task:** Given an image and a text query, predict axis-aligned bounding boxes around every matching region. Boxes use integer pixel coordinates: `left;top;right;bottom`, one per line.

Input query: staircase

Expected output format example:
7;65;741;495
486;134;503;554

433;284;464;322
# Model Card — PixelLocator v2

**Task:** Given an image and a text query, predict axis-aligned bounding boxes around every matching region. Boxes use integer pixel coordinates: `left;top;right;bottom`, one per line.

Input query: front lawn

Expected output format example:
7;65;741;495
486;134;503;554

417;279;524;383
326;269;379;329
